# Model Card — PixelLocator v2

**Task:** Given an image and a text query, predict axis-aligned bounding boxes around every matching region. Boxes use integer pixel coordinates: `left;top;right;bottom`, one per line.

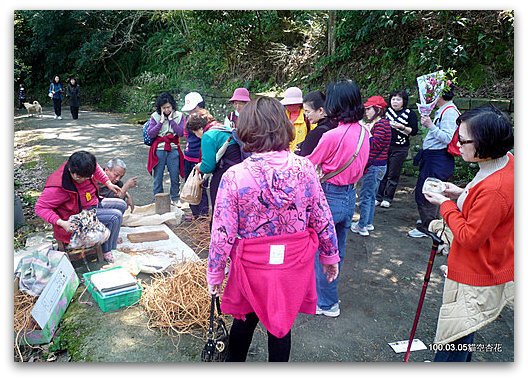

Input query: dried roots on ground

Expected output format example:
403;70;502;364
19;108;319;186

140;259;225;338
172;216;211;258
14;291;39;361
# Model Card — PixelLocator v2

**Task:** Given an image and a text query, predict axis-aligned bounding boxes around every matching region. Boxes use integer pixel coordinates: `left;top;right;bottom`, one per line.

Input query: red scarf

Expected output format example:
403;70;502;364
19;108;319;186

146;134;184;177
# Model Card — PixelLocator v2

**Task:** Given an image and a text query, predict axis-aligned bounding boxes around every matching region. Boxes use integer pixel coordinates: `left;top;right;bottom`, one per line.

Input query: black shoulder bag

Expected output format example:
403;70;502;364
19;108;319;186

201;294;229;362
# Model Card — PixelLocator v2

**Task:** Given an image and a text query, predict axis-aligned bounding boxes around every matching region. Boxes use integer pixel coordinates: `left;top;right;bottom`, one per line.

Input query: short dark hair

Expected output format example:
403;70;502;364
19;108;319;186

237;96;294;153
388;89;409;109
325;80;364;123
442;82;455;101
68;151;96;178
457;105;514;159
187;109;215;131
155;92;177;115
303;91;326;110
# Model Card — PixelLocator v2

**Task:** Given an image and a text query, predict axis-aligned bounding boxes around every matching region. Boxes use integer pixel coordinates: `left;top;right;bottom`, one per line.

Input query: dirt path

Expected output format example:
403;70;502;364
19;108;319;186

14;107;155;206
13;107;514;363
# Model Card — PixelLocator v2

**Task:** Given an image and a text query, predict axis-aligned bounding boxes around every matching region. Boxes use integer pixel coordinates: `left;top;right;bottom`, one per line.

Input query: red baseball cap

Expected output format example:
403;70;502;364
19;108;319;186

364;95;387;109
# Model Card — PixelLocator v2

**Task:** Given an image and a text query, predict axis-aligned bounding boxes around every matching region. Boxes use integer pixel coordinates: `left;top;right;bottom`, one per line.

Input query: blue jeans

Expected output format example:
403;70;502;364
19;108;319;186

153;149;181;201
96;199;126;253
357;165;386;228
315;182;356;310
433;333;475;362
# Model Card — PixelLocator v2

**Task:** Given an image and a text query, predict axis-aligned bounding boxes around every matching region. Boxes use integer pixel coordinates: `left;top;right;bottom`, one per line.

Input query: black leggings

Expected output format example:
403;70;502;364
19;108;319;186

226;312;291;362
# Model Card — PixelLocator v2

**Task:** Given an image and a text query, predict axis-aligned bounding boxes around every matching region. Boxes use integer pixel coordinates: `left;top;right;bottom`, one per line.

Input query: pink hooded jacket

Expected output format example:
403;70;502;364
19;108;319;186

207;150;339;337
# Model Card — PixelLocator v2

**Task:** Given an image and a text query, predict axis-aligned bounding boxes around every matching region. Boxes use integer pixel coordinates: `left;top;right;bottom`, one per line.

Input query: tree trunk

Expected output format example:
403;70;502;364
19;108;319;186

327;10;336;57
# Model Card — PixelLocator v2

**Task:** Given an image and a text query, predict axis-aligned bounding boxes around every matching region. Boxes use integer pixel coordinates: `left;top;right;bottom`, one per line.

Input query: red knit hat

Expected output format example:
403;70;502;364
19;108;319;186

364;95;387;109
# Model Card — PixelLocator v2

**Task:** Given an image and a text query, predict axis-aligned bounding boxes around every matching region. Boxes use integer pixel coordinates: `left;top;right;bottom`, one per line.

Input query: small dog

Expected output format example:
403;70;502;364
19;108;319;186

23;101;43;117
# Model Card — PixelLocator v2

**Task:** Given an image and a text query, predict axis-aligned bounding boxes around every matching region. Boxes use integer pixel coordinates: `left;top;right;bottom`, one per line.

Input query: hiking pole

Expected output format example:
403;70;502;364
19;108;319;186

404;230;444;362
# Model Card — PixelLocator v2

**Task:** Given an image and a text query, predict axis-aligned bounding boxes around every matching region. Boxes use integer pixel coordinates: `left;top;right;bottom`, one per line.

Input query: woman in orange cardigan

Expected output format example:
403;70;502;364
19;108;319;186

423;105;514;362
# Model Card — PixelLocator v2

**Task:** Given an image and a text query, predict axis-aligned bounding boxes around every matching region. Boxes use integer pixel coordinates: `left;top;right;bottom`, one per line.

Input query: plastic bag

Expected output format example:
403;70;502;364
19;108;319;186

180;167;204;205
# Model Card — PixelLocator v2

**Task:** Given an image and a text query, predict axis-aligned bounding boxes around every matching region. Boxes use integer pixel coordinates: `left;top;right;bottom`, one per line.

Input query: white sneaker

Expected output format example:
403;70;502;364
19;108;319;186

316;303;340;317
366;224;374;231
58;116;62;120
408;228;428;238
350;222;369;236
375;200;380;206
54;115;57;119
380;200;391;208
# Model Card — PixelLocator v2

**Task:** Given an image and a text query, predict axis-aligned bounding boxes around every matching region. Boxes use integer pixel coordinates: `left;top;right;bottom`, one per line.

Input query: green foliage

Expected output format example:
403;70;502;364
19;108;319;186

14;10;513;114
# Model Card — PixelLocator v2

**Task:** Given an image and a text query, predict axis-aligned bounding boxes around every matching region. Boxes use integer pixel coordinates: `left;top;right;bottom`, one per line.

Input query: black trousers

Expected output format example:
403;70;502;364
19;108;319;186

52;98;62;116
70;106;79;119
226;312;291;362
377;145;409;203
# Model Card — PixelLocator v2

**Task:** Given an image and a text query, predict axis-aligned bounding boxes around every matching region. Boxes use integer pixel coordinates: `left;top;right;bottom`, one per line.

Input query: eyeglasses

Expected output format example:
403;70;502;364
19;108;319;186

457;133;474;146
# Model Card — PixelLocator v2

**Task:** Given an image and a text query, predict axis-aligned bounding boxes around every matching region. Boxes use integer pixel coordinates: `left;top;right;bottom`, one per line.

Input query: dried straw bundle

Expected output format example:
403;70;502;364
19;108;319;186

14;291;38;360
14;291;37;332
140;259;213;335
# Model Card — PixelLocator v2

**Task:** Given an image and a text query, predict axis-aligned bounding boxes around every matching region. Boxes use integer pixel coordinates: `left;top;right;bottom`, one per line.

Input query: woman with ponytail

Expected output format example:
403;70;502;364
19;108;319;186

307;79;370;317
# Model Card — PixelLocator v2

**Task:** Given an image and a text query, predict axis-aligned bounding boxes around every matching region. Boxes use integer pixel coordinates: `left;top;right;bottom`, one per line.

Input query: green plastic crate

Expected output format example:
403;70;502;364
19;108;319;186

83;266;142;312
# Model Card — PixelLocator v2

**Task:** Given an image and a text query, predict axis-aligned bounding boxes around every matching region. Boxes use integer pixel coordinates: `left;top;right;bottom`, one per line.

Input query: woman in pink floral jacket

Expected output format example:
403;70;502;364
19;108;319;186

207;96;339;362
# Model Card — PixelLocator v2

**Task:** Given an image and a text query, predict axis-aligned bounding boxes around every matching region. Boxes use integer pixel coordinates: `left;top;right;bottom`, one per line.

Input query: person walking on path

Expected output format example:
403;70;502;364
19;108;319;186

67;77;81;120
422;106;514;361
298;90;337;157
146;92;185;203
350;95;391;236
18;83;26;109
307;79;370;317
376;90;418;208
207;96;339;362
48;75;64;120
408;83;459;238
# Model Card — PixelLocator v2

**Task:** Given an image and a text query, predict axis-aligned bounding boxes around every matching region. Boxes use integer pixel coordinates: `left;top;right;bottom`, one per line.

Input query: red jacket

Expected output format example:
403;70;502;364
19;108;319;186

34;162;101;244
441;154;514;286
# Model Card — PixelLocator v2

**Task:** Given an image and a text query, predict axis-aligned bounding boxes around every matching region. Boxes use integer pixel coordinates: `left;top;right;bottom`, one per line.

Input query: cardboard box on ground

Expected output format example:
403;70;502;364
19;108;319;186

15;251;80;345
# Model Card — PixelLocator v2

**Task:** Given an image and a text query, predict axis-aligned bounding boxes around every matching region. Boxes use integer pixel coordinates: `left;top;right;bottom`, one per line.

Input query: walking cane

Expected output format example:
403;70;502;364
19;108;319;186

403;230;444;362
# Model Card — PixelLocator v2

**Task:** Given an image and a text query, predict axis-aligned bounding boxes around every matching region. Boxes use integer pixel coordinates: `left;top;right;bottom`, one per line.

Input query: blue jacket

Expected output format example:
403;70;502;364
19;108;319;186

49;83;64;100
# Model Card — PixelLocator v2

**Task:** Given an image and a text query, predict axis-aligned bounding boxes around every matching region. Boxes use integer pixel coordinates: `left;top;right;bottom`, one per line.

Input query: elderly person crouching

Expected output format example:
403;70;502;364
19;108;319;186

100;158;138;213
